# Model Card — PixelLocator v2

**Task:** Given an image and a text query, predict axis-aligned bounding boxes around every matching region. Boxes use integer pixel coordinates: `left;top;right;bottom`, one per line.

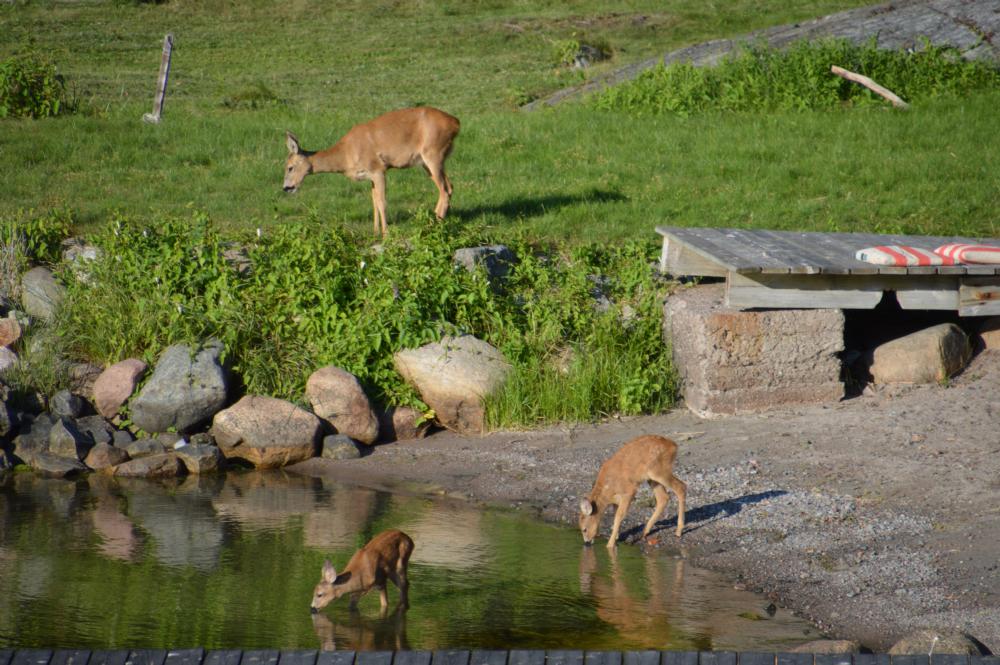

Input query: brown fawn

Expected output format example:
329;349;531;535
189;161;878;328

284;106;460;238
579;434;687;548
310;529;414;614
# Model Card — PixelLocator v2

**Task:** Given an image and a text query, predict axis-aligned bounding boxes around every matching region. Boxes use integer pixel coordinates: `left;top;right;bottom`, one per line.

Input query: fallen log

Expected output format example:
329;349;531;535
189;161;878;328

831;65;909;109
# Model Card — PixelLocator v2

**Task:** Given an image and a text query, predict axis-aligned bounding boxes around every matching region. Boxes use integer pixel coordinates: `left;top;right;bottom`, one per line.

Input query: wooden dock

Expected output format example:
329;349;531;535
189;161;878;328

656;227;1000;316
4;650;1000;665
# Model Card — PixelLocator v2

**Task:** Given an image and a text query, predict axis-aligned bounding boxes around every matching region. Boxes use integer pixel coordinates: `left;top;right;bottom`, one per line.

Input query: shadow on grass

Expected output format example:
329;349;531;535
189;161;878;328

625;489;789;540
454;187;627;221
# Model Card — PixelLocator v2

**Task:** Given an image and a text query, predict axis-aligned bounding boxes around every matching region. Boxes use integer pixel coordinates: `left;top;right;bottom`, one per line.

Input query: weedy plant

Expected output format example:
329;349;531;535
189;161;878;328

0;53;70;119
47;211;676;427
594;37;1000;115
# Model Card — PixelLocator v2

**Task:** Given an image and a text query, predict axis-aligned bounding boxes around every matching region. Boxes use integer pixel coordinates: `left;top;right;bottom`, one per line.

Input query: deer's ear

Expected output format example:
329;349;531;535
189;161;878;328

321;559;337;583
579;498;594;516
333;571;352;586
286;131;300;154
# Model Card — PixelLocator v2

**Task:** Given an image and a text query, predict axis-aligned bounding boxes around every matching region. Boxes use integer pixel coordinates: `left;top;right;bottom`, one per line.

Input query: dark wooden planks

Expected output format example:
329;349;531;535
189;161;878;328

126;651;167;665
623;652;659;665
11;651;54;665
739;654;775;665
203;653;243;665
776;654;812;665
432;652;470;665
469;652;506;665
163;652;204;665
277;653;316;665
49;653;90;665
315;652;355;665
585;654;623;665
354;653;393;665
89;652;130;665
663;654;697;665
508;652;545;665
396;653;432;665
547;653;584;665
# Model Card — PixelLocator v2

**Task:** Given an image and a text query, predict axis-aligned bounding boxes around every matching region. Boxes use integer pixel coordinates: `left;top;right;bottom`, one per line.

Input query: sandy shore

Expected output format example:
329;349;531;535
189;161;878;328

293;349;1000;653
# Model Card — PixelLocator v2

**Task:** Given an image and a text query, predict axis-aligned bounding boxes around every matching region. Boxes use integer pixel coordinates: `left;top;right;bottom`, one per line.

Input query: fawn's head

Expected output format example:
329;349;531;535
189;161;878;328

310;559;352;613
283;131;312;193
578;498;600;545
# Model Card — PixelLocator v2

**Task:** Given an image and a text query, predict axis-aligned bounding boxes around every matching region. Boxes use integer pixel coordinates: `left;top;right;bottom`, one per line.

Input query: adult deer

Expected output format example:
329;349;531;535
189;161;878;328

579;434;687;548
310;529;414;614
284;106;460;238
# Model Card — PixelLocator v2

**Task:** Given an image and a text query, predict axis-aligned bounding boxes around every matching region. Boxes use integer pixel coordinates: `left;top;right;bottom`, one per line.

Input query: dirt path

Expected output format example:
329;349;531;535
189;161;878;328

293;348;1000;653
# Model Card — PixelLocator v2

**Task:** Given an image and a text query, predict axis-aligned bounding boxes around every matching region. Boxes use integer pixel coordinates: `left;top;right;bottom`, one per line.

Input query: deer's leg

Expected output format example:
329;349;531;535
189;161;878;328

642;483;670;539
661;474;687;536
607;499;631;548
423;154;451;219
396;563;410;607
371;172;388;237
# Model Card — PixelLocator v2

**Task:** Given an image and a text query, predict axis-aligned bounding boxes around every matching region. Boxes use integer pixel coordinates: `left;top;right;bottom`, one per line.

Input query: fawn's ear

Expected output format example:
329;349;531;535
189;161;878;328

333;571;352;586
321;559;337;584
579;498;595;516
286;131;300;155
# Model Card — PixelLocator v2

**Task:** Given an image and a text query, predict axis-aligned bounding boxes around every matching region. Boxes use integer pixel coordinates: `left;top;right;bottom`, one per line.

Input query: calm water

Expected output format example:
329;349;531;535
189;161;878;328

0;471;818;651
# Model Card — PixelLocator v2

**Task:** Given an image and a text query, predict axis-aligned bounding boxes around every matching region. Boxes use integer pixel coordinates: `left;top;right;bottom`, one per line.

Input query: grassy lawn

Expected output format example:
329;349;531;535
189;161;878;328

9;0;986;243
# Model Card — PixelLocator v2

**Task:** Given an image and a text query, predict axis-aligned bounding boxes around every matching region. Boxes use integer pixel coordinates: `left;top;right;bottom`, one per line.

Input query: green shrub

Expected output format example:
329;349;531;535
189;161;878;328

0;54;69;119
55;212;676;426
594;38;1000;115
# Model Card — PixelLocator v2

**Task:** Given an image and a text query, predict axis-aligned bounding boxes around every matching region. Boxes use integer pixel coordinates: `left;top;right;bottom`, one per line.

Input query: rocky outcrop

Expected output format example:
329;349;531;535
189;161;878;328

129;340;229;433
453;245;518;287
394;335;511;434
113;453;186;478
869;323;971;384
92;358;147;419
211;395;321;469
305;366;379;444
888;628;988;655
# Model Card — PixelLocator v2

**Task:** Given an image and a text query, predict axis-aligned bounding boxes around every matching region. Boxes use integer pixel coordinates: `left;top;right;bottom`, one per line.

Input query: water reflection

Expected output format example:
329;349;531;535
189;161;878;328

0;471;818;650
311;607;410;651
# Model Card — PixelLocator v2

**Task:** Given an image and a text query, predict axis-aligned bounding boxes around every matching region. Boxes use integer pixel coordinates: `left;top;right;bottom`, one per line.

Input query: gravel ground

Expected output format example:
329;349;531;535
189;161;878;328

292;349;1000;653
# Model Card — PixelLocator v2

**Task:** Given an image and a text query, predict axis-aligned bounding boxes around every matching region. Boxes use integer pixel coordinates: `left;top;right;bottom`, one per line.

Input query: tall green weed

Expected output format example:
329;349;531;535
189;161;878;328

55;212;676;425
0;53;69;119
594;38;1000;115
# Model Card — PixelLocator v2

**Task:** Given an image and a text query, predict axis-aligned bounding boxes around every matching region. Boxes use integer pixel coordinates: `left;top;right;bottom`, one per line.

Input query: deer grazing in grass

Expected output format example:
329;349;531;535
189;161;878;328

284;106;460;238
310;529;414;615
579;435;687;548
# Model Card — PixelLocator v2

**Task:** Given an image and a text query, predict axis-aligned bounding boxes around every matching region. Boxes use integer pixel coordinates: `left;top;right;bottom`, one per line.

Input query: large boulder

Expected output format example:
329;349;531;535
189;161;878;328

869;323;971;384
29;451;88;478
305;366;379;444
92;358;147;419
174;443;225;474
21;266;66;322
48;417;93;461
129;340;229;433
85;442;130;470
211;395;321;469
393;335;510;434
453;245;518;287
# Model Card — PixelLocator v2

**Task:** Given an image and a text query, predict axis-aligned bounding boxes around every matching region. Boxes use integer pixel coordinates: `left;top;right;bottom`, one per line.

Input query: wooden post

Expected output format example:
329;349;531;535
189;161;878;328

830;65;909;109
143;34;174;124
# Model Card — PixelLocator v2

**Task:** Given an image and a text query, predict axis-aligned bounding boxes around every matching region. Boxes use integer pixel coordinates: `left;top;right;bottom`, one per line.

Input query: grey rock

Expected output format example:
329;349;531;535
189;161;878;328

377;406;431;443
394;334;510;434
888;629;987;655
75;415;115;446
20;266;66;322
174;443;225;474
29;451;88;478
0;400;17;437
453;245;518;285
48;417;94;461
129;340;230;433
85;442;130;470
321;434;363;460
111;429;135;447
50;389;85;418
91;358;147;419
870;323;972;384
125;438;169;459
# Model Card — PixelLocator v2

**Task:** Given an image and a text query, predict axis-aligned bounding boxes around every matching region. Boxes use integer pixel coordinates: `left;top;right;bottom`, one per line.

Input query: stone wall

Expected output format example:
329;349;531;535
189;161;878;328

663;284;845;417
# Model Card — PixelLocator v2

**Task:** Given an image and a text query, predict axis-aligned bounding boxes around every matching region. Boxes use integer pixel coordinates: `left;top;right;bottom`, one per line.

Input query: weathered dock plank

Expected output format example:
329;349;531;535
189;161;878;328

396;653;432;665
89;651;130;665
930;656;969;665
585;654;622;665
813;655;850;665
739;653;775;665
508;652;545;665
891;656;929;665
776;653;812;665
699;653;736;665
547;652;584;665
433;652;470;665
277;652;316;665
0;651;14;665
49;652;90;665
12;651;53;665
854;655;889;665
241;652;279;665
623;652;659;665
315;651;355;665
164;650;205;665
203;652;243;665
355;652;393;665
127;650;167;665
469;652;506;665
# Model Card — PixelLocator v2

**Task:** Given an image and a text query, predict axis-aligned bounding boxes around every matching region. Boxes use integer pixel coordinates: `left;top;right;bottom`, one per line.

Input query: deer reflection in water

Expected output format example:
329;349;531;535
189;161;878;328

311;604;409;651
579;544;685;648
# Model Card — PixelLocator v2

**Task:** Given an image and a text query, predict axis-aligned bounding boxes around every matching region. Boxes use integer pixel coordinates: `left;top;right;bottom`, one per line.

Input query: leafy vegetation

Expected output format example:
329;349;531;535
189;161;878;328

0;53;69;118
52;211;674;426
593;38;1000;115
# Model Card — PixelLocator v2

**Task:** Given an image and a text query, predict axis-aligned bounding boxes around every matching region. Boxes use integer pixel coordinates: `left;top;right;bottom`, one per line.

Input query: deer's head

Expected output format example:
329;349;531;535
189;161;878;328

283;131;312;193
310;559;352;613
578;498;600;545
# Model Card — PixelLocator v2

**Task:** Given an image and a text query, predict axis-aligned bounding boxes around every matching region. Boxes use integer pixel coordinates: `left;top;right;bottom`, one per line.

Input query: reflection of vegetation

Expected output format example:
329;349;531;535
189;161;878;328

0;474;813;650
